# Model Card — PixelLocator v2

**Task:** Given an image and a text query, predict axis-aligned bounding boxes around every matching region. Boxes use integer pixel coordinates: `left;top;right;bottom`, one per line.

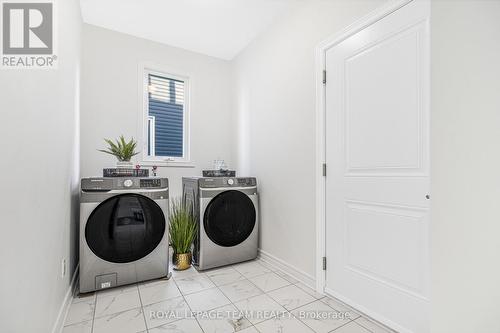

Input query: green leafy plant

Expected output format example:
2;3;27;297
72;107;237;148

169;198;197;254
98;135;139;162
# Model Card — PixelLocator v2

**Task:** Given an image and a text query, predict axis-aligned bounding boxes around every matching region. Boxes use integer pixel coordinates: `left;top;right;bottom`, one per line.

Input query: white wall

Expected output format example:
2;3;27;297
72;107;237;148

81;24;235;199
232;0;385;281
430;1;500;332
0;0;82;332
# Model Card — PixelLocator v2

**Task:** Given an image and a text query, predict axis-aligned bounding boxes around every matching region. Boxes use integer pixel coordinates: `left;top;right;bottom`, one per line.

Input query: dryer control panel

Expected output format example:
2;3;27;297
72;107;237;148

198;177;257;188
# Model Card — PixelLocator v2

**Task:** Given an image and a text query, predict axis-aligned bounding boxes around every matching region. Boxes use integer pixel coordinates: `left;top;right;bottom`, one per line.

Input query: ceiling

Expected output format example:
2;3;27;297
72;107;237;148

80;0;300;60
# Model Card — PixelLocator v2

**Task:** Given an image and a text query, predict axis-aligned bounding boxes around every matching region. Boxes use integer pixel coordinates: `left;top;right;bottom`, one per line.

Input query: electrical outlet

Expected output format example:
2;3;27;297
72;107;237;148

61;259;66;278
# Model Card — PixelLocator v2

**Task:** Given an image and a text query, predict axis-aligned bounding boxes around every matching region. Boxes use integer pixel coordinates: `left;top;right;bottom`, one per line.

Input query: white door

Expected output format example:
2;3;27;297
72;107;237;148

324;1;430;333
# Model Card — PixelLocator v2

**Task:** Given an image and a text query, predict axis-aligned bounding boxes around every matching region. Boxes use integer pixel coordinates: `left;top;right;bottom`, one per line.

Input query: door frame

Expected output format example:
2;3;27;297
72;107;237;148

314;0;416;294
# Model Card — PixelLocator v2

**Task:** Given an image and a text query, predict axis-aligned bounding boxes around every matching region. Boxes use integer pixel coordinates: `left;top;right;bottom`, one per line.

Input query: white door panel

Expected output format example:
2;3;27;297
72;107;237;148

324;1;430;332
344;200;427;293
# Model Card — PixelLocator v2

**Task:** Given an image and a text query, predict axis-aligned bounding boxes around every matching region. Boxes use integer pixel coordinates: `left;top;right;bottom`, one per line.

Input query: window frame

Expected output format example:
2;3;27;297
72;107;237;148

140;66;191;166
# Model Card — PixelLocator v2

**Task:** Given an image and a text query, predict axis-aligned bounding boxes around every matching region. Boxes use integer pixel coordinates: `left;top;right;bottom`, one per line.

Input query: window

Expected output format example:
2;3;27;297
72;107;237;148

142;69;190;163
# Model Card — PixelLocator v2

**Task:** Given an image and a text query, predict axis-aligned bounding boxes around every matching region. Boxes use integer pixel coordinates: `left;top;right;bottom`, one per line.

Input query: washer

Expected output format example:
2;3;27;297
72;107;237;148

80;177;169;293
183;177;258;270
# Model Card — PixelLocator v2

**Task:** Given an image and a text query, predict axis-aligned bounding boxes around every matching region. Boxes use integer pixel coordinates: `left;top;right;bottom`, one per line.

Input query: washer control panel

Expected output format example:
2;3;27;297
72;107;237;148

236;178;256;186
81;177;168;191
140;178;163;188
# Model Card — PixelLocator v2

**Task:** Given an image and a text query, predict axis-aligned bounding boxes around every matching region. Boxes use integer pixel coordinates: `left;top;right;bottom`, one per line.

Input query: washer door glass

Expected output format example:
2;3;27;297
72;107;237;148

85;193;165;263
203;190;256;247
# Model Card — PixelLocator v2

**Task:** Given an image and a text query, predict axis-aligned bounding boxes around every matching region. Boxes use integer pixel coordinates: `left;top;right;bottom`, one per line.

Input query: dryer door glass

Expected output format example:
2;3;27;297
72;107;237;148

203;190;256;247
85;194;166;263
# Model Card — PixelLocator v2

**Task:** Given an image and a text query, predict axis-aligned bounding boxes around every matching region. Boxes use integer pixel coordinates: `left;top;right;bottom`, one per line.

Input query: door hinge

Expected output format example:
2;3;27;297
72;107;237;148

322;163;327;177
322;70;326;85
322;257;327;270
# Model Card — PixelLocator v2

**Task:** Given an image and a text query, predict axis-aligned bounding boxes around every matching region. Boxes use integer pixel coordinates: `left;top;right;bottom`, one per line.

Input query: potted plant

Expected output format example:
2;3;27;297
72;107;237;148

98;135;139;169
169;198;197;270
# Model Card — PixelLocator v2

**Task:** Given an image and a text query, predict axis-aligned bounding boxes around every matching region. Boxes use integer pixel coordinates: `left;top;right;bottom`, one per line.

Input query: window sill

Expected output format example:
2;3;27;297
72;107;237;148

140;160;195;168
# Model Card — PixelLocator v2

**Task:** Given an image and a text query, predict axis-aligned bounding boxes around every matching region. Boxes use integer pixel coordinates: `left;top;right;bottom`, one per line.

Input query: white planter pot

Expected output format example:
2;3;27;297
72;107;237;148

116;161;133;169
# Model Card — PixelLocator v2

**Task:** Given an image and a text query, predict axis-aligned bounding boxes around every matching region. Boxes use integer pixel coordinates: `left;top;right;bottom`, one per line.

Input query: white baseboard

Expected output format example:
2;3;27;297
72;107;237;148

51;265;79;333
258;249;315;288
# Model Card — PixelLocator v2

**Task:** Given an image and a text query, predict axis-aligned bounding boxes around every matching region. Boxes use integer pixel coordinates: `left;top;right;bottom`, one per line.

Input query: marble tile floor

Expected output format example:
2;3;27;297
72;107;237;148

63;259;396;333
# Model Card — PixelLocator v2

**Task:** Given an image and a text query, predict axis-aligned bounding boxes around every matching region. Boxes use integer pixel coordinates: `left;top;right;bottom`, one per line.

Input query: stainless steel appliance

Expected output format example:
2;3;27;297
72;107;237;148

79;177;169;293
182;177;258;270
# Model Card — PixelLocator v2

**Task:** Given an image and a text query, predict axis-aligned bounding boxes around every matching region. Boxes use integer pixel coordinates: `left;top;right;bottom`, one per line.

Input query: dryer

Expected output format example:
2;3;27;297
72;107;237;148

79;177;169;293
183;177;258;270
